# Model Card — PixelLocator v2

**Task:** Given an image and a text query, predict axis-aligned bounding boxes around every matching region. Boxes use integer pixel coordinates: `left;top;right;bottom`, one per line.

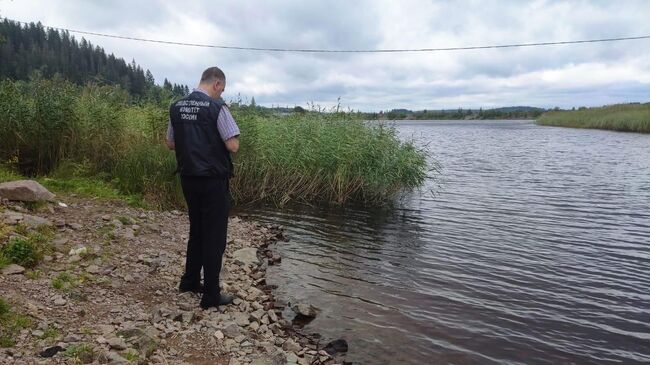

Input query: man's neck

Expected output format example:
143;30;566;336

195;86;212;97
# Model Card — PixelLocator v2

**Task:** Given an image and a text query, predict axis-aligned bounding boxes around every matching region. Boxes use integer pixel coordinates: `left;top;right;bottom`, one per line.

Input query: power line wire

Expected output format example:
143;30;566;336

3;17;650;53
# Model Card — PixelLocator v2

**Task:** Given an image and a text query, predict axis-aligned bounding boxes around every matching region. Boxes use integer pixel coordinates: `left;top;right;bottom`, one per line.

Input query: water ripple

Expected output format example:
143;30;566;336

238;120;650;365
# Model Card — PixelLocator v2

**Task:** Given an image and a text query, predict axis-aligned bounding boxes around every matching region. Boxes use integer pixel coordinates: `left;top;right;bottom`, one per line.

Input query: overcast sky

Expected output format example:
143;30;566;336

2;0;650;111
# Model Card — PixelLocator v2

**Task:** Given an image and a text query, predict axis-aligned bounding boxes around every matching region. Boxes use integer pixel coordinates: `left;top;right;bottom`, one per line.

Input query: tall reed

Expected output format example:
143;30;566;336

0;78;430;207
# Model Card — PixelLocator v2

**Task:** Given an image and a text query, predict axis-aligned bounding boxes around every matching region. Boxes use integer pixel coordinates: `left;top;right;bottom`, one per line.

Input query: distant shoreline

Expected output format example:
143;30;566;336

536;104;650;133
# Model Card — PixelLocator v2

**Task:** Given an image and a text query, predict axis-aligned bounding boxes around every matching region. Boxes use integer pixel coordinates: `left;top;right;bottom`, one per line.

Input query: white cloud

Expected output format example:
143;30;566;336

1;0;649;110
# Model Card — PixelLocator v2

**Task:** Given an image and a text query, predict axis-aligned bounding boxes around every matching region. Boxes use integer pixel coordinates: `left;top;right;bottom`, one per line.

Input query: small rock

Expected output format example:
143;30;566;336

283;339;301;353
53;298;67;306
68;246;87;256
286;352;299;364
267;310;278;323
323;339;349;356
67;255;82;263
86;265;100;274
232;248;259;265
107;337;127;350
221;322;241;338
67;222;83;230
21;214;53;228
233;312;250;327
213;330;224;340
291;302;318;318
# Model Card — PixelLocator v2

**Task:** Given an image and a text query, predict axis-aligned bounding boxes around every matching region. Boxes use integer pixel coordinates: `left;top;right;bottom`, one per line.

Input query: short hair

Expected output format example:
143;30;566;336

200;67;226;83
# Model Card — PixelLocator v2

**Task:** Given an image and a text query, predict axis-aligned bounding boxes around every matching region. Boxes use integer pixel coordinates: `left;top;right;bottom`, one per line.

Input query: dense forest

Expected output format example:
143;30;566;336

0;19;188;102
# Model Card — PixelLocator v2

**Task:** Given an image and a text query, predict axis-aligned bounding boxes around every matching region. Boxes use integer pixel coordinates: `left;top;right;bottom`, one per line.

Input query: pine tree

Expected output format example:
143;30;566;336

0;19;189;100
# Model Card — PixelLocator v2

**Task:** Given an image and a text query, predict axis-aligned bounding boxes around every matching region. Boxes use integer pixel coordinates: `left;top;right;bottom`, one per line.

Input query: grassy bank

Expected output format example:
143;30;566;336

536;104;650;133
0;77;429;208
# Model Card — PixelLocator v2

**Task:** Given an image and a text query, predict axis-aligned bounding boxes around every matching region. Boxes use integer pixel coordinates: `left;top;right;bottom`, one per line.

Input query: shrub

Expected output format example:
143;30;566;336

1;237;40;268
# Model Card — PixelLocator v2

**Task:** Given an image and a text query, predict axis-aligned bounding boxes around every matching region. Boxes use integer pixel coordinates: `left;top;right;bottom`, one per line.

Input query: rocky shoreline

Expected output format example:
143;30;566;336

0;186;348;364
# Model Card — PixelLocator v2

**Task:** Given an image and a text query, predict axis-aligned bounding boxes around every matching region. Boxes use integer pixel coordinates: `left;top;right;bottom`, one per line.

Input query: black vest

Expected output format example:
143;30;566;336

169;91;233;177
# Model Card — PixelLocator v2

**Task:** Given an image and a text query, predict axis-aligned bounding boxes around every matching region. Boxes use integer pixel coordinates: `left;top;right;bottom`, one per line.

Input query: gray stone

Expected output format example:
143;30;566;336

67;222;83;230
107;337;127;350
135;334;158;358
2;264;25;275
0;180;55;202
291;302;318;318
233;312;250;327
221;322;241;338
283;339;301;353
286;352;300;364
251;353;287;365
1;211;23;225
98;325;115;335
250;309;266;322
86;265;100;274
267;310;278;323
21;214;52;228
67;255;82;263
232;248;259;265
98;350;129;364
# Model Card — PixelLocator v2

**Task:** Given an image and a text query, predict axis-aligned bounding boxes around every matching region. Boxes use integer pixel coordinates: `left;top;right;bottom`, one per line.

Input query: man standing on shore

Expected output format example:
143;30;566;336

166;66;240;309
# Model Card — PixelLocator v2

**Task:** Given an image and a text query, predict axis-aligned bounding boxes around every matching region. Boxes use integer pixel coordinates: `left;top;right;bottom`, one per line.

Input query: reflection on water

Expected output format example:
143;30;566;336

237;120;650;365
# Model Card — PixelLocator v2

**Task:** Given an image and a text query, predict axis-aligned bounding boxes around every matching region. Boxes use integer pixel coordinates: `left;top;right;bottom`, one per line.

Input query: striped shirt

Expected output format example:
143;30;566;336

166;88;240;143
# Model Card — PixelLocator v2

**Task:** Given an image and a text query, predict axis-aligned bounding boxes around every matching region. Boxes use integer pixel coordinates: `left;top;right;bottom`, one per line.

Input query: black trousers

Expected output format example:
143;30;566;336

179;175;230;301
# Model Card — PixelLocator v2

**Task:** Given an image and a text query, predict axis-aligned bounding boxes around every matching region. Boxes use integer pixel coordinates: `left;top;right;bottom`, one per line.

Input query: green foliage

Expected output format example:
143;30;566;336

40;325;60;344
52;272;77;291
0;165;23;182
112;143;183;208
0;78;429;207
0;298;32;347
1;237;41;268
0;224;54;269
64;343;94;363
122;349;140;362
537;103;650;133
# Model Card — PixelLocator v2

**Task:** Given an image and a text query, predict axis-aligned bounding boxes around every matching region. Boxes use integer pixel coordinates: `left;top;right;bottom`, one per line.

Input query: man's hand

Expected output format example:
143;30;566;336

225;137;239;153
165;139;175;150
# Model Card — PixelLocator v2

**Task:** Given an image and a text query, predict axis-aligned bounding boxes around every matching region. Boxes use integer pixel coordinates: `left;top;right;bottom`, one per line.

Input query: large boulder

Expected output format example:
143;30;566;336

0;180;55;202
2;264;26;275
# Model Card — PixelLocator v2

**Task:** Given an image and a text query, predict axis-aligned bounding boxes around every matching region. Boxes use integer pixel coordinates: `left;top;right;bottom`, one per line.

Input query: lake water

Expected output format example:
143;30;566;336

238;120;650;365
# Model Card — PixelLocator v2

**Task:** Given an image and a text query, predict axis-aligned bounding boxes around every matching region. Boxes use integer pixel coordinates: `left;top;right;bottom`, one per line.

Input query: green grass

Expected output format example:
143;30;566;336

39;324;61;344
0;226;54;269
0;297;32;347
64;343;94;363
537;103;650;133
52;272;77;291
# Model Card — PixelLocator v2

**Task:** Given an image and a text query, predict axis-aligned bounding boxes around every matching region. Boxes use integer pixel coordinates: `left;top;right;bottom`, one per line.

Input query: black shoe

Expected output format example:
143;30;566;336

200;293;234;309
179;283;203;294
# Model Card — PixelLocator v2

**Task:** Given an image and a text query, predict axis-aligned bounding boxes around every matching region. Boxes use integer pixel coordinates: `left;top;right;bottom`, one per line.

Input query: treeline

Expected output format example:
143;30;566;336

0;19;188;102
364;107;545;120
